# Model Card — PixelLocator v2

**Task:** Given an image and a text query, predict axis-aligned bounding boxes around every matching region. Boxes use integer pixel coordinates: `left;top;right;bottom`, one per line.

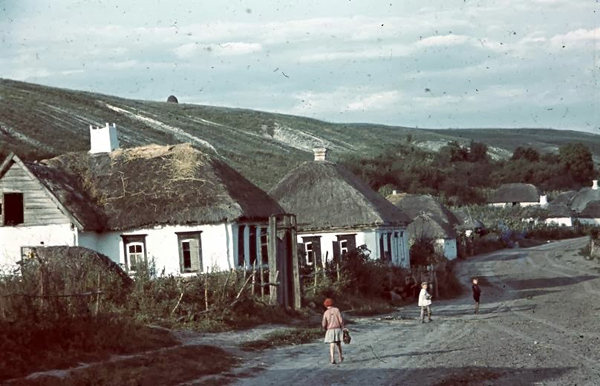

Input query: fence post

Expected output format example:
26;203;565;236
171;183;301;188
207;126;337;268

290;215;302;310
260;262;265;301
251;261;256;296
268;216;278;305
204;273;209;311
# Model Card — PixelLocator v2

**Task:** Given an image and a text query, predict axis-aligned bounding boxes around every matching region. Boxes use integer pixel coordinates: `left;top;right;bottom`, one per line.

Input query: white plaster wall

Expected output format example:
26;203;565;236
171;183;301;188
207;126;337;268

442;238;458;261
297;226;410;268
79;222;240;276
577;218;600;226
545;218;573;227
489;202;540;208
0;223;77;272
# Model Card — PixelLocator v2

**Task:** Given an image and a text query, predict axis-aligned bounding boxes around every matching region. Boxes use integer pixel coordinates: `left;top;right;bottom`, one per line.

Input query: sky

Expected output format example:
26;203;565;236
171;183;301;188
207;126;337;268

1;0;599;132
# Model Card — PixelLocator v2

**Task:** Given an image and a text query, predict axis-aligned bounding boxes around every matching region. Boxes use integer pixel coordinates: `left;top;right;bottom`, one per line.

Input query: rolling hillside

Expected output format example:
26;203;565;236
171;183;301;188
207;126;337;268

1;78;599;189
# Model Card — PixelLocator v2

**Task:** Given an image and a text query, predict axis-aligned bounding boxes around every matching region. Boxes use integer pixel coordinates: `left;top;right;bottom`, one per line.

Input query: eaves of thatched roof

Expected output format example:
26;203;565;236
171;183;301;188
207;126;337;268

387;193;460;227
451;208;485;231
488;183;541;204
580;200;600;218
552;190;577;205
571;188;600;213
546;202;574;218
407;214;457;240
269;160;410;232
23;143;284;231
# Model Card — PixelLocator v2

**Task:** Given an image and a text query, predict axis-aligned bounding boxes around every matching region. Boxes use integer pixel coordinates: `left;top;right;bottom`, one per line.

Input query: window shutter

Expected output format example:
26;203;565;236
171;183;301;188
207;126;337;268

178;239;185;273
347;235;356;251
313;238;322;266
190;237;201;272
332;241;340;261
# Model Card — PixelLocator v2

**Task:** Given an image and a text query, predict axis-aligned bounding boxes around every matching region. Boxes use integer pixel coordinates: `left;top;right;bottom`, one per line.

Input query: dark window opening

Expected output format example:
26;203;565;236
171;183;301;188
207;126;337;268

238;225;246;267
177;232;202;273
387;233;392;260
260;229;269;265
249;226;257;266
4;193;24;226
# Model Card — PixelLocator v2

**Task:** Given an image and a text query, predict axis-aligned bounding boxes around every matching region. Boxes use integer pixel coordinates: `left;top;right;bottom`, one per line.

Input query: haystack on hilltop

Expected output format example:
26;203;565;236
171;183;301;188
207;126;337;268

269;148;411;267
386;193;459;260
0;123;284;275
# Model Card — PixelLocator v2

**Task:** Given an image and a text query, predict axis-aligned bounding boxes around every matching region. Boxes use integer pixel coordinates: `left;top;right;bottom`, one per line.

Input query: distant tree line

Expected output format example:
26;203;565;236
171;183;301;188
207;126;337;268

340;140;596;206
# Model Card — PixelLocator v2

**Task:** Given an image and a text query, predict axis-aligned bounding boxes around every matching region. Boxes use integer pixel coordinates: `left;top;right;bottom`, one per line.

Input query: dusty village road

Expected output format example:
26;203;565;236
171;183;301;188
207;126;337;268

207;237;600;386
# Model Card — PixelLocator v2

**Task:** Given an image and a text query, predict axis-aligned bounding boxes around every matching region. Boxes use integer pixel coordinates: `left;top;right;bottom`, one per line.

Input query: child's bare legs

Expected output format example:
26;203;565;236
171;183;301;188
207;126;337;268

329;343;336;363
336;342;343;362
474;301;480;314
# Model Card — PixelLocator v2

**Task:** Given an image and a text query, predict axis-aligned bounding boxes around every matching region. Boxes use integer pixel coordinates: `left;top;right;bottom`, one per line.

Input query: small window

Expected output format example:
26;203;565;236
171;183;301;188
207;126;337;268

3;193;24;226
336;234;356;258
340;240;348;255
304;242;314;265
177;232;202;273
121;235;147;273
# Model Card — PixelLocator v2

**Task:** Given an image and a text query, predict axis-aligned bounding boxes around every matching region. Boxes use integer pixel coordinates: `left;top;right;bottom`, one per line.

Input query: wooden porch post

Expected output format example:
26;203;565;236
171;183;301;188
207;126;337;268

290;215;301;310
268;215;278;305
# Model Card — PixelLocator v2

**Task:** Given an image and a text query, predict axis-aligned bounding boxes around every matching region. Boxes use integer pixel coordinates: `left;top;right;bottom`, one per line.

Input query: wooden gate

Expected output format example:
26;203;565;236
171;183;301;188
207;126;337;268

267;214;301;309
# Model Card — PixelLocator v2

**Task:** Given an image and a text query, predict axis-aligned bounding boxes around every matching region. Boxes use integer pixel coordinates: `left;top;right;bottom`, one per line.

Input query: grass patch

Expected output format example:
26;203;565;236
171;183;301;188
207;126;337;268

0;316;178;382
21;345;236;386
240;327;323;351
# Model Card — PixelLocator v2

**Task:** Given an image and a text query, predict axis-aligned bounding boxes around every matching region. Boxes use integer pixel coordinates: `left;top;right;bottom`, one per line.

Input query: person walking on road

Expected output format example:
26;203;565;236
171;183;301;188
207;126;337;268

472;278;481;314
418;282;433;323
322;298;344;364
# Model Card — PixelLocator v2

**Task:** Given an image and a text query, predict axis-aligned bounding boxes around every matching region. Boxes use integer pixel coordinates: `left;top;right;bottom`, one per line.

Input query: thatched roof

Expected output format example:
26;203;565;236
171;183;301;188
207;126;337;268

546;202;574;218
552;190;577;205
580;200;600;218
451;208;485;231
269;160;410;232
22;144;284;231
570;188;600;213
386;193;460;226
167;95;179;103
488;183;541;204
408;214;457;240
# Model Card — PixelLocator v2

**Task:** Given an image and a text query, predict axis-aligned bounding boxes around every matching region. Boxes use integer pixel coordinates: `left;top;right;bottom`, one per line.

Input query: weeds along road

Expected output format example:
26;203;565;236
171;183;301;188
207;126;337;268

231;238;600;386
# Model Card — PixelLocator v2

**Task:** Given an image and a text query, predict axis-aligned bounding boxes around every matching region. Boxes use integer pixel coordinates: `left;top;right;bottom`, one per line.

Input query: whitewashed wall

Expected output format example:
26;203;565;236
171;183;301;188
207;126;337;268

577;218;600;226
297;226;410;268
545;217;573;227
79;221;268;276
0;223;77;272
439;238;458;260
489;201;540;208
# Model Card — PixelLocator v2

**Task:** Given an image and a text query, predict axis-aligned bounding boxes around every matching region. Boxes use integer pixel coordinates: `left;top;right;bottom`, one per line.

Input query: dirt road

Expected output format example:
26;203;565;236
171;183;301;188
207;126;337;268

228;238;600;386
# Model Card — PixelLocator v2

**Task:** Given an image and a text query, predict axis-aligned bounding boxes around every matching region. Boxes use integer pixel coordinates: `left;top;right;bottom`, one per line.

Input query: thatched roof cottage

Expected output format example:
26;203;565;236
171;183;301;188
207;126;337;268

488;183;546;208
269;148;411;267
0;123;284;274
386;193;459;260
570;180;600;225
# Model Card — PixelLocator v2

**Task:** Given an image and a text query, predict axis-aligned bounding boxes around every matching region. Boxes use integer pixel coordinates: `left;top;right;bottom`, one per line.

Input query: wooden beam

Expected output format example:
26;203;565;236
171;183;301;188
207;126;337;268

268;215;278;306
290;215;301;310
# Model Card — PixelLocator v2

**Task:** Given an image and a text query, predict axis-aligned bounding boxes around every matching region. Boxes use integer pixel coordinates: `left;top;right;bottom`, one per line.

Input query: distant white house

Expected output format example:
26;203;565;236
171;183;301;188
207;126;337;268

387;193;459;260
0;124;284;275
571;180;600;226
269;148;411;268
488;183;547;208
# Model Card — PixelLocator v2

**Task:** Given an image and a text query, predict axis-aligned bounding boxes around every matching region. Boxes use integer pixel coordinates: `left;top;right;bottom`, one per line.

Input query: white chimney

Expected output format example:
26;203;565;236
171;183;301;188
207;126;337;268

593;180;598;190
540;195;548;207
392;190;398;195
313;147;329;162
89;123;120;154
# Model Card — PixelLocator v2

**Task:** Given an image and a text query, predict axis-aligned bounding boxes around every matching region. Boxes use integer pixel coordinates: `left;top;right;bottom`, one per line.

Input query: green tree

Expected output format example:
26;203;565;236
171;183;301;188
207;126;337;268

559;143;594;185
468;141;489;163
511;146;540;162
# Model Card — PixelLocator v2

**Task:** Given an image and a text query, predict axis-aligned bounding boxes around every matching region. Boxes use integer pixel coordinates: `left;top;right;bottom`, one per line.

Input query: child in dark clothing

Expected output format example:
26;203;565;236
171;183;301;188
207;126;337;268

472;278;481;314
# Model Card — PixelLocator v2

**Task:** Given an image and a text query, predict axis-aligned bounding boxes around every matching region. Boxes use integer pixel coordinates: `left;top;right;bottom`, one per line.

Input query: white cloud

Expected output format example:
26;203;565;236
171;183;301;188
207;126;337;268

173;42;262;59
550;27;600;48
416;34;471;48
347;91;402;111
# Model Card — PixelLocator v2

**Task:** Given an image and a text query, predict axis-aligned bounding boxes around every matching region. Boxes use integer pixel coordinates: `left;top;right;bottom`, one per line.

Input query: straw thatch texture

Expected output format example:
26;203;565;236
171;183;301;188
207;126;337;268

488;183;541;204
26;144;284;231
386;193;460;227
408;214;457;240
451;208;485;231
570;188;600;213
552;191;577;205
269;160;410;232
546;202;574;218
580;201;600;218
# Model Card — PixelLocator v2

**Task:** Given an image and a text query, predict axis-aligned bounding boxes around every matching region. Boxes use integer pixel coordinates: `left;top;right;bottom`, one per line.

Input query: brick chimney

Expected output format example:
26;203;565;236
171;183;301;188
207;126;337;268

593;180;598;190
89;123;119;154
313;147;329;162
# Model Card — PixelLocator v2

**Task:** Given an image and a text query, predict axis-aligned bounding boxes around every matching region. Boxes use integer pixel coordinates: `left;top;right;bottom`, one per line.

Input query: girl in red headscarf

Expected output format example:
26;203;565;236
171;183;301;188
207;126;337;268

322;298;344;364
